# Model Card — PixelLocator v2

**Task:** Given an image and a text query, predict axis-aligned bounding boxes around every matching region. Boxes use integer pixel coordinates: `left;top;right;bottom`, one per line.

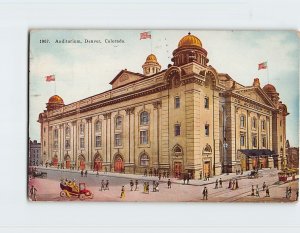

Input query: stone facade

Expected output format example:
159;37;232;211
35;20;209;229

38;33;289;179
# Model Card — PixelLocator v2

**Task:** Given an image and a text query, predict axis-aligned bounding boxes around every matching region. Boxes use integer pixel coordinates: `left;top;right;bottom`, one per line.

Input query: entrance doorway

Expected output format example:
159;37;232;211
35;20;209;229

174;162;182;178
114;155;123;173
94;156;102;171
65;155;71;169
52;156;58;167
203;161;211;178
79;160;85;170
252;157;258;170
261;157;268;168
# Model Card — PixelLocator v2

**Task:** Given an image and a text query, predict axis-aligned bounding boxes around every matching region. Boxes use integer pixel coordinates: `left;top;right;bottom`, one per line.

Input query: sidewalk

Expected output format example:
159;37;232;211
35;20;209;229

36;166;279;187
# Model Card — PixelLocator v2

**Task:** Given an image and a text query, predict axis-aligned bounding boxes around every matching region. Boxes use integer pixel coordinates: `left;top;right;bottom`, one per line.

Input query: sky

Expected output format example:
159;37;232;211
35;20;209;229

29;30;299;146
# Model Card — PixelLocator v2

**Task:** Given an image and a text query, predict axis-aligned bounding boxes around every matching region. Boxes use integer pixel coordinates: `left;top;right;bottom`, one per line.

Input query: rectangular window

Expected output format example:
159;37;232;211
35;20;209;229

95;135;101;147
80;138;84;149
175;124;181;136
204;97;209;109
54;129;58;138
65;139;70;149
175;97;180;108
261;120;265;130
115;134;122;147
252;136;257;148
140;130;148;144
205;124;209;136
80;124;84;135
240;135;245;146
280;135;282;142
262;137;266;148
240;115;245;128
54;140;58;149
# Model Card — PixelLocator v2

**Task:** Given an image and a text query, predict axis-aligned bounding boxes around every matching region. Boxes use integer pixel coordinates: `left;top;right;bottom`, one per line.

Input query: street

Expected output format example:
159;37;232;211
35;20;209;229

28;168;299;202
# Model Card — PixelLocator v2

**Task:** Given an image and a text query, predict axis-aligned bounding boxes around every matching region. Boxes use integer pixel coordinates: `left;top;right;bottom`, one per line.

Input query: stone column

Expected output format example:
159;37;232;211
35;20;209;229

152;100;162;169
103;113;111;171
125;107;135;173
72;120;77;168
213;89;222;175
85;117;92;169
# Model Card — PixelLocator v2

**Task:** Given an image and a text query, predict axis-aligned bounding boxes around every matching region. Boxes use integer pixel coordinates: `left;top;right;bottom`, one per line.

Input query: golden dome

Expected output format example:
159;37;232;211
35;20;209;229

263;84;277;93
178;32;202;48
48;95;64;104
146;54;158;62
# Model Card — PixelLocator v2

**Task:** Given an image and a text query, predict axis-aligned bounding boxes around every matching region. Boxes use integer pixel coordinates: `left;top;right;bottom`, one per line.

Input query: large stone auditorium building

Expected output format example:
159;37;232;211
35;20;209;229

38;33;289;179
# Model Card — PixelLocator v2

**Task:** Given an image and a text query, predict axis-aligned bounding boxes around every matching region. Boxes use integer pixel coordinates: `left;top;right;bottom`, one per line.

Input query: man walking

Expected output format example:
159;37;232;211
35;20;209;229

219;178;223;188
262;182;266;191
100;180;105;191
265;186;270;197
81;170;83;177
135;180;139;191
215;179;219;189
296;189;299;201
144;168;147;177
202;187;208;200
187;173;190;184
130;180;134;191
256;185;260;197
85;170;88;177
251;185;255;196
105;180;109;190
167;179;171;189
29;185;37;201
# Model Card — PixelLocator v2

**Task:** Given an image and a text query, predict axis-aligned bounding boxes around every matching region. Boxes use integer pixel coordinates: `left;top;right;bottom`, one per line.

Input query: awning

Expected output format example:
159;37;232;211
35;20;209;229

239;149;278;157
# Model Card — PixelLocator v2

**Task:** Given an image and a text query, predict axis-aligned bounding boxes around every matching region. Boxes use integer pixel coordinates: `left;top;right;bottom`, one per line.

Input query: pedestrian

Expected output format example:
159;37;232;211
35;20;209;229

231;179;236;190
105;180;109;190
100;180;105;191
143;182;146;193
219;178;223;188
130;180;134;191
207;173;210;181
167;171;170;178
153;180;156;192
156;181;159;192
29;185;37;201
85;170;88;177
202;187;208;200
120;186;125;199
251;185;255;196
265;186;270;197
81;170;83;177
288;187;292;199
159;172;162;180
256;185;260;197
296;189;299;201
228;179;232;189
96;170;99;177
241;169;243;175
215;179;219;189
146;182;150;194
285;187;289;199
262;182;266;191
135;180;139;191
187;173;190;184
144;168;147;177
167;179;171;189
235;179;239;189
183;175;186;185
163;170;166;179
154;168;157;177
149;168;153;177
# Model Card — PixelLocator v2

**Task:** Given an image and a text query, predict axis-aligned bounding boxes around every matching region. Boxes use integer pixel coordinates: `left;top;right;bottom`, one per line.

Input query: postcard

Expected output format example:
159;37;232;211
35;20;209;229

28;30;299;202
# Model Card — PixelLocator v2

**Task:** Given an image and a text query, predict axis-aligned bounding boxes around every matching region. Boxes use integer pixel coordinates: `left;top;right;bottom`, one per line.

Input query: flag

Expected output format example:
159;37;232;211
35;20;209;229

258;62;268;70
45;75;55;82
140;31;151;40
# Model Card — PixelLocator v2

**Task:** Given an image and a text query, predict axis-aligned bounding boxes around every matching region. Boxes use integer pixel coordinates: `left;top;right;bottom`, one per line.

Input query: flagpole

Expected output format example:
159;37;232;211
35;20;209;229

150;30;152;53
54;74;56;94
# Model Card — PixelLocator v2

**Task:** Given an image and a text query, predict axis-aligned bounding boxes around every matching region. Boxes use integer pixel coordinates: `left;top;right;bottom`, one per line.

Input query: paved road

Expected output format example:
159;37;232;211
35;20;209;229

28;168;299;202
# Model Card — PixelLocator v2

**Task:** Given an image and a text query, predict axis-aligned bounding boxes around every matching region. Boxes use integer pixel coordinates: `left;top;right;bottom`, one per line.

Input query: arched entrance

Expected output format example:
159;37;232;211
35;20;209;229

78;154;86;171
93;154;102;171
114;154;124;173
52;155;58;167
252;157;258;170
64;155;71;169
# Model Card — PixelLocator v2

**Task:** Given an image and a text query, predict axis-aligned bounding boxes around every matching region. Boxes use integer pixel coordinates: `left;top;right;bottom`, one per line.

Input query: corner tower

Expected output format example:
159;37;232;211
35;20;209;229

142;54;161;76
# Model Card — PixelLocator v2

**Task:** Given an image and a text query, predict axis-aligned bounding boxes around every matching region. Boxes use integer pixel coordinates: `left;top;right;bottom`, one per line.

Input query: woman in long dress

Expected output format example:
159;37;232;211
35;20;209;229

120;186;125;199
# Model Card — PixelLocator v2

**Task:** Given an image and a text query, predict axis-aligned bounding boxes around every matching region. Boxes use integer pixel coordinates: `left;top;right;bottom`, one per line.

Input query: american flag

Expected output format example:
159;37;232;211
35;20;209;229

45;74;55;82
258;62;268;70
140;31;151;40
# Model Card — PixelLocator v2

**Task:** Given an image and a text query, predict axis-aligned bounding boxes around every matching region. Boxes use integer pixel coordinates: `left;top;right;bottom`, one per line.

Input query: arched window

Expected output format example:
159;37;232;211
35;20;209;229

95;120;101;133
140;153;149;166
240;115;245;128
252;117;257;129
65;126;70;136
140;111;149;125
115;116;122;129
54;129;58;139
79;123;85;135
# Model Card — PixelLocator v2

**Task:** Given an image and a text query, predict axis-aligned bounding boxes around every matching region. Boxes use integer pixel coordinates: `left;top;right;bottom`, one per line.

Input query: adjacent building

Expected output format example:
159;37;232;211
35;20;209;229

38;33;289;178
29;140;41;166
286;140;299;169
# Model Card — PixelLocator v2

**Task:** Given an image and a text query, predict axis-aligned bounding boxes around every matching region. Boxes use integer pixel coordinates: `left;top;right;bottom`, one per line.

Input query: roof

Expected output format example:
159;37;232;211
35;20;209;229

109;69;145;85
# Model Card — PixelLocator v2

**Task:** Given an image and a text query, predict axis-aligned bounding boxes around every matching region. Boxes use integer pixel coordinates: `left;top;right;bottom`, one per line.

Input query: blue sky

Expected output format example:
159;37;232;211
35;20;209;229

29;30;299;146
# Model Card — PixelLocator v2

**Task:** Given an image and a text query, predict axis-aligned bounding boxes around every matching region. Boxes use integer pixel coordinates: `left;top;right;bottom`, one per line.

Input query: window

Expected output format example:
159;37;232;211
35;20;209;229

175;124;181;136
115;116;122;129
261;120;265;130
44;141;46;147
280;120;282;127
79;123;85;135
95;135;101;147
205;124;209;136
204;97;209;109
252;117;257;129
139;130;148;144
240;135;245;146
115;133;122;147
54;140;58;149
280;135;282;142
95;121;101;133
65;139;70;149
140;111;149;125
54;129;58;138
140;154;149;166
240;115;245;128
252;136;257;148
80;138;84;149
65;126;70;136
44;127;46;133
262;137;267;148
175;96;180;108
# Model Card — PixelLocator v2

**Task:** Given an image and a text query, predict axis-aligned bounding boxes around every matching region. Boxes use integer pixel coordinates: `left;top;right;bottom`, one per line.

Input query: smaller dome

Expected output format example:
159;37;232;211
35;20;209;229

48;95;64;104
146;54;157;62
178;32;202;48
263;84;277;93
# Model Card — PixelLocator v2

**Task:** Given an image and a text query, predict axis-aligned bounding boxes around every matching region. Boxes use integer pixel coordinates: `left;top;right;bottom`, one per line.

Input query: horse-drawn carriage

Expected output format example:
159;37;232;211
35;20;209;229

60;181;94;200
248;170;259;179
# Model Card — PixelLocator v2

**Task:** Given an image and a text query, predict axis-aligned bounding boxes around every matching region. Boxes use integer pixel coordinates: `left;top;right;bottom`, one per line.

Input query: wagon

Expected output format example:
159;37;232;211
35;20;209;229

248;170;259;179
32;171;47;178
60;182;94;200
